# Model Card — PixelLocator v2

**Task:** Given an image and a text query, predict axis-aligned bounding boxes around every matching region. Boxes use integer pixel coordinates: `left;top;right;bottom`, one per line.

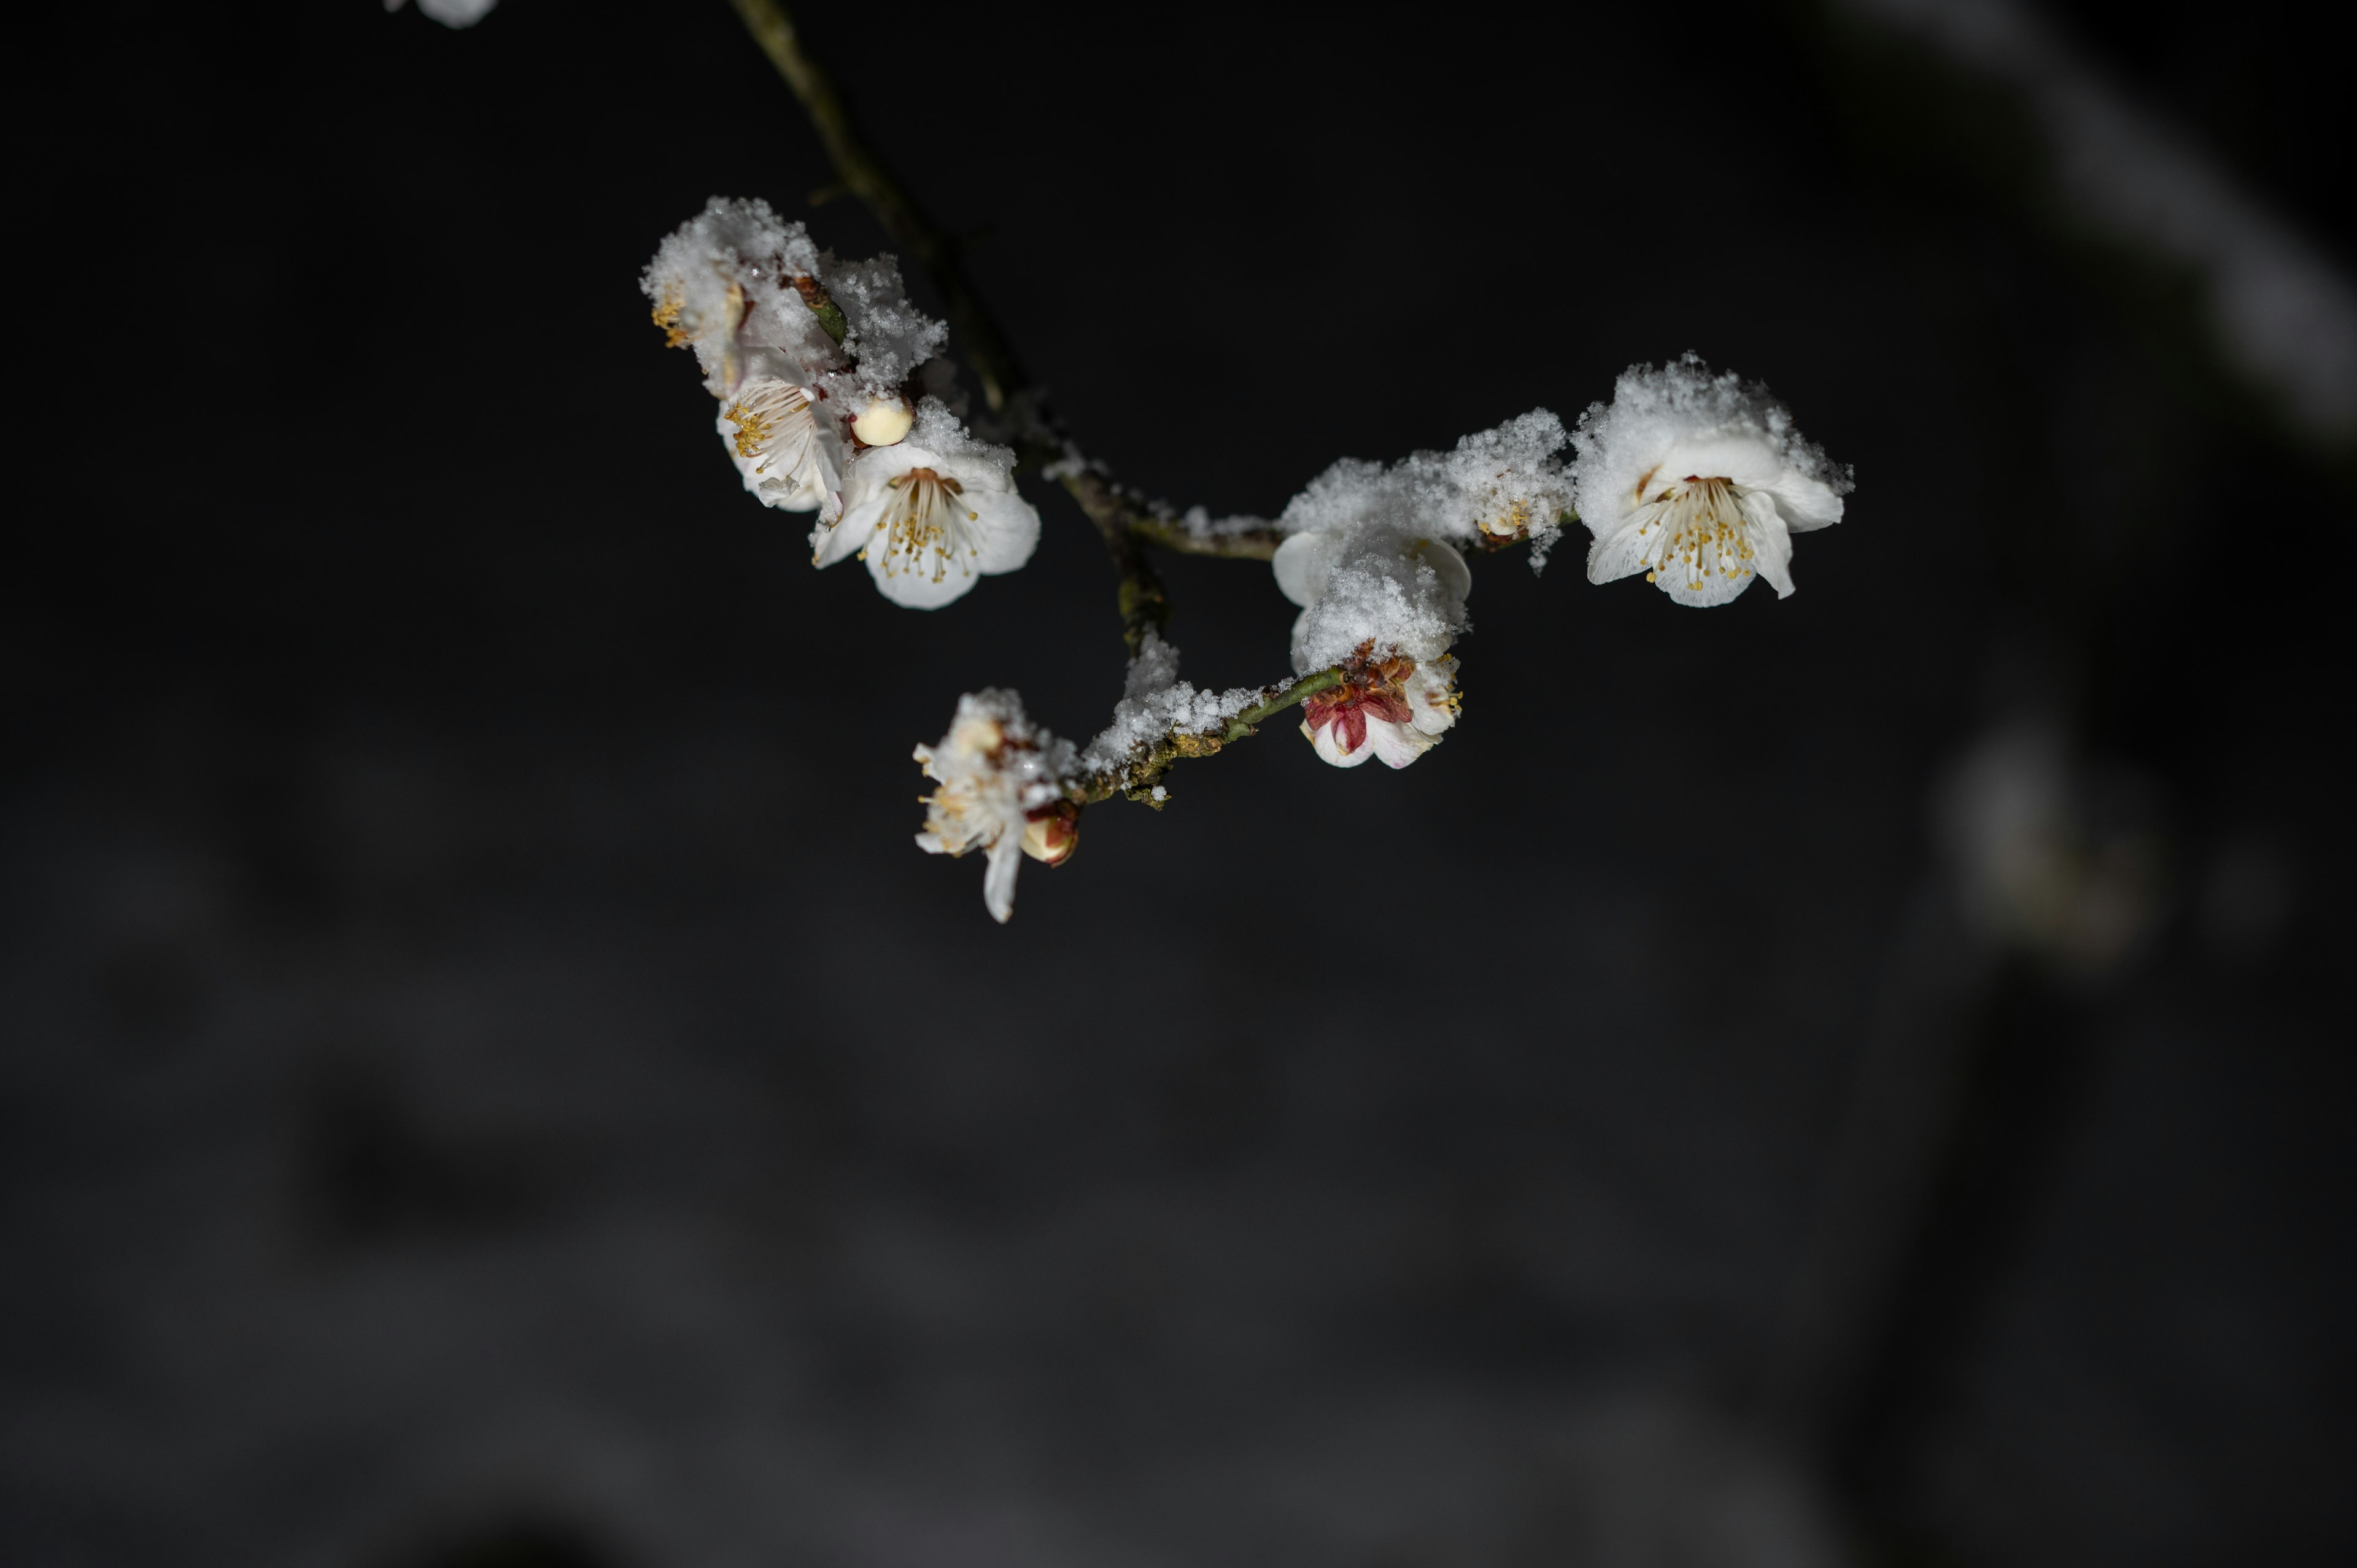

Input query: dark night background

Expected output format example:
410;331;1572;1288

5;2;2351;1564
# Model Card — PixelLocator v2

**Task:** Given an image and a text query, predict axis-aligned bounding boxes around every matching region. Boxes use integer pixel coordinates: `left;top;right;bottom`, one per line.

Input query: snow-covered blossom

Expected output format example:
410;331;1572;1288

1573;355;1851;608
1273;525;1471;673
815;404;1039;608
912;690;1080;924
1299;652;1460;769
719;377;842;517
813;257;949;397
1268;442;1480;769
646;202;1042;602
1271;412;1574;559
643;198;836;400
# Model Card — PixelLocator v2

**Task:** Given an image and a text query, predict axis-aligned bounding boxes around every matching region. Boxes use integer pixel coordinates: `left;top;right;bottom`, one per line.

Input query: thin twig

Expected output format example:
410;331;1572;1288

729;0;1351;801
727;0;1022;412
1057;467;1171;657
728;0;1284;658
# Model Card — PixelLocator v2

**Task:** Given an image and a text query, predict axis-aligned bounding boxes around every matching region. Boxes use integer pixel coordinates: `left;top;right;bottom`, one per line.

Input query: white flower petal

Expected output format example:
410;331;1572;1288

1767;475;1845;533
1304;718;1377;768
1272;532;1339;608
813;498;881;568
1406;659;1460;736
1409;537;1472;604
983;837;1023;924
1367;718;1439;768
1586;510;1660;585
867;537;982;608
1738;491;1798;598
966;489;1041;576
1655;555;1756;608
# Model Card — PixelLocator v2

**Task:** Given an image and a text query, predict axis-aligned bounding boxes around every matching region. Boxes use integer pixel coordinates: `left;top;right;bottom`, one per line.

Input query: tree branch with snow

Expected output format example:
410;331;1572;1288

635;0;1859;922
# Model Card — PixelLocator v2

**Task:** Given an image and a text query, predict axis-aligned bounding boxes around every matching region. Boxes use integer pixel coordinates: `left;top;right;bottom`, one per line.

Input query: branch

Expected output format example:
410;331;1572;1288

1075;667;1345;806
729;0;1287;657
1057;466;1170;658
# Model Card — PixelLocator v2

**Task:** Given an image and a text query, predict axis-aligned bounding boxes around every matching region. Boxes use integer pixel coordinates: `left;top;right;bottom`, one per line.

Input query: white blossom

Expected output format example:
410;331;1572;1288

643;198;836;401
1273;526;1471;673
1298;654;1460;769
718;377;843;517
1274;412;1574;557
1573;355;1851;608
815;407;1040;609
912;690;1080;924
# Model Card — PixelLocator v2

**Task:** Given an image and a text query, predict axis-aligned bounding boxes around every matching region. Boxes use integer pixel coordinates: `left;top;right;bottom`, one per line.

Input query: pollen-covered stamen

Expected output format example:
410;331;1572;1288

722;380;818;476
1625;474;1758;590
877;467;981;585
649;285;689;347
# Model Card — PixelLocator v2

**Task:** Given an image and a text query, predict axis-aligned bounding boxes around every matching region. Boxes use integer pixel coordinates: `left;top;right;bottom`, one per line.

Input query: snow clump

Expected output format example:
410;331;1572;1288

644;199;1040;607
1080;631;1264;774
813;401;1039;608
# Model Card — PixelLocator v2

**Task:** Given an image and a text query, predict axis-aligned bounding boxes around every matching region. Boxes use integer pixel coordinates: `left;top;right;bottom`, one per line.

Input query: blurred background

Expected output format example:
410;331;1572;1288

5;1;2351;1563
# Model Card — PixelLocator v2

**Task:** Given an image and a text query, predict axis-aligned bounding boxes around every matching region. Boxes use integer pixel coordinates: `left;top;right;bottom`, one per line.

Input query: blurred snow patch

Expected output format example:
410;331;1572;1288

1845;0;2357;446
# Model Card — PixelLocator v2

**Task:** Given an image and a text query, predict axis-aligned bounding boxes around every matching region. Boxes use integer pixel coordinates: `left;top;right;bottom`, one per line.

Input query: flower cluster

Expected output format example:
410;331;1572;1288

911;691;1082;923
643;199;1037;607
899;363;1848;914
1299;650;1461;769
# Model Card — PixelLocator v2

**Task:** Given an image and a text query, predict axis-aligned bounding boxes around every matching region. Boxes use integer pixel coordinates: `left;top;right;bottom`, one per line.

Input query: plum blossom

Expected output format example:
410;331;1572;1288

913;691;1080;923
643;198;836;401
1573;354;1851;607
719;377;843;517
1272;527;1471;673
1271;414;1574;560
1300;653;1460;769
816;416;1040;608
1272;517;1470;770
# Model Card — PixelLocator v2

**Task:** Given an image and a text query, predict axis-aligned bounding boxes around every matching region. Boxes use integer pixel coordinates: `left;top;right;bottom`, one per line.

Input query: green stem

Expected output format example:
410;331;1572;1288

1055;466;1169;657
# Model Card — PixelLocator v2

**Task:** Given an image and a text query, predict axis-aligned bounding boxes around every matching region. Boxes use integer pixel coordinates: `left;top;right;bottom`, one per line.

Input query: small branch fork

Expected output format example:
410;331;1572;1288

727;0;1362;776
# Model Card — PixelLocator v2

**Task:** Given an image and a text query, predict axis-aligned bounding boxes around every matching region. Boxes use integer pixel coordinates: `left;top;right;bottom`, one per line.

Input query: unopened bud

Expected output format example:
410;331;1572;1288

852;396;915;447
1021;800;1080;866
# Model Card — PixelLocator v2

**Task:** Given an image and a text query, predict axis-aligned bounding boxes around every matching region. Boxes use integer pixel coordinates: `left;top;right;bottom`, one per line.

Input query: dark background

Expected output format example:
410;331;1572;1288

5;2;2350;1564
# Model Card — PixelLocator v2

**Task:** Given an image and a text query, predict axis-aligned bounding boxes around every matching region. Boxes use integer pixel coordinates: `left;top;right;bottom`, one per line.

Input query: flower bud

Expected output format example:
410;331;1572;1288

852;396;915;447
1021;800;1080;866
